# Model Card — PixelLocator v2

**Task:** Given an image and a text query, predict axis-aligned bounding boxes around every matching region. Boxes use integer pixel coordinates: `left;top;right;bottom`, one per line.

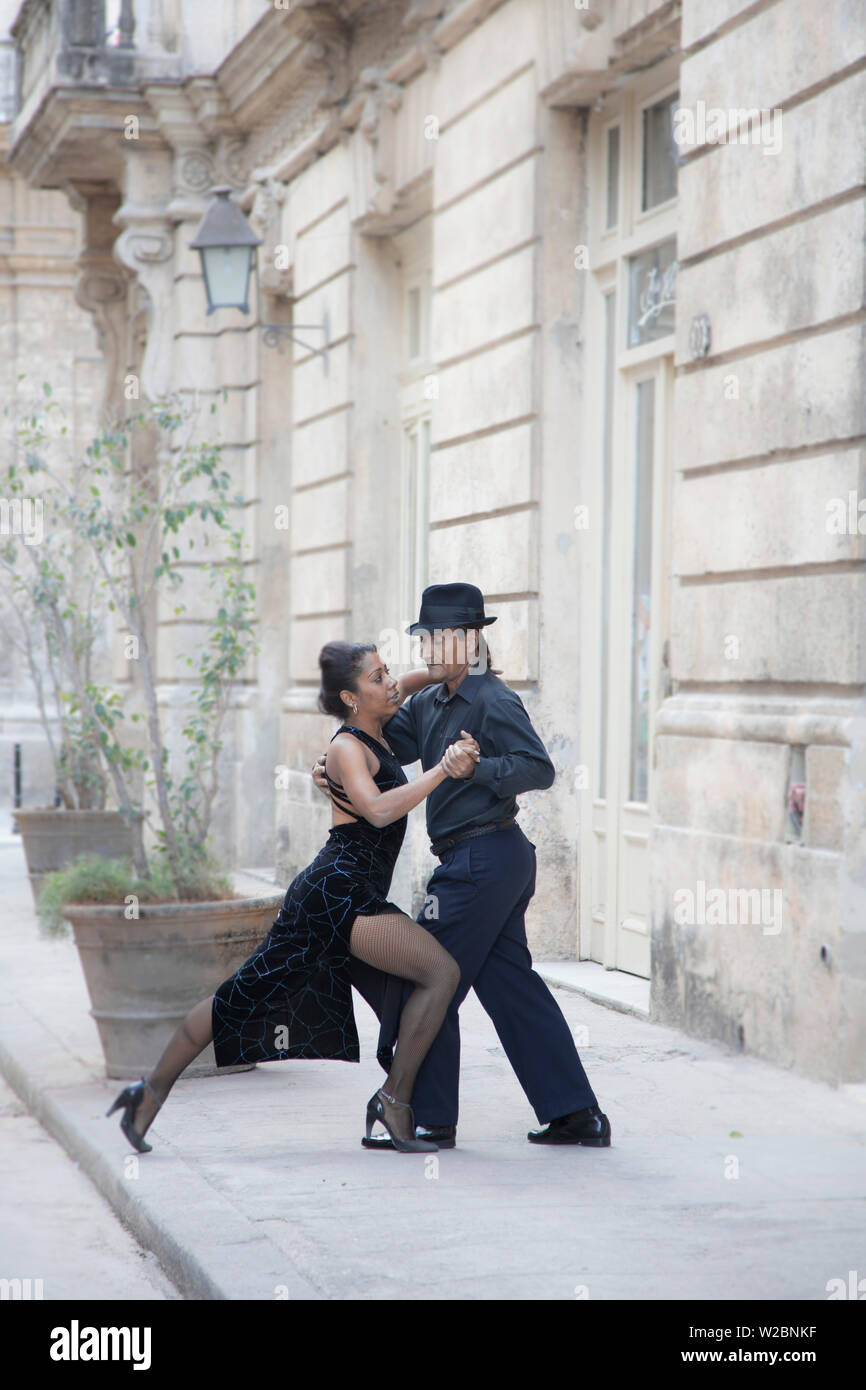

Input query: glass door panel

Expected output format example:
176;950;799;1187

629;379;655;804
598;290;616;798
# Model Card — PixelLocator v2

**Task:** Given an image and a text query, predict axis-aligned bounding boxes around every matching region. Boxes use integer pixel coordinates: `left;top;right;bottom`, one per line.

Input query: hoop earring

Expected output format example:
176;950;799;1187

352;703;358;713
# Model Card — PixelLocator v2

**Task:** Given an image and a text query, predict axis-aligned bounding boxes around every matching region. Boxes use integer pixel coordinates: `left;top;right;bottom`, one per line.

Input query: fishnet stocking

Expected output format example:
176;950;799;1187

126;913;459;1145
349;911;460;1141
130;994;215;1139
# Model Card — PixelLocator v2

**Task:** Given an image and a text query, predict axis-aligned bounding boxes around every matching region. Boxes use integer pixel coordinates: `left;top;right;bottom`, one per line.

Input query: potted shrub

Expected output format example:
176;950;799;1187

11;390;283;1078
0;385;138;905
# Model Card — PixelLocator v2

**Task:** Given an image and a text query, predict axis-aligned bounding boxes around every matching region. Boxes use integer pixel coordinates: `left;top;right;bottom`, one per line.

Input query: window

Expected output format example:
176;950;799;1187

404;418;430;620
598;290;616;797
404;277;430;364
641;91;680;212
627;237;678;347
628;379;655;803
605;125;621;230
587;65;679;798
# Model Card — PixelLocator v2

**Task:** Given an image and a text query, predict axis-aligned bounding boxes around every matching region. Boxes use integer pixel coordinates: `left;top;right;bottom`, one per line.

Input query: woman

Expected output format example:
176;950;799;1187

106;641;479;1154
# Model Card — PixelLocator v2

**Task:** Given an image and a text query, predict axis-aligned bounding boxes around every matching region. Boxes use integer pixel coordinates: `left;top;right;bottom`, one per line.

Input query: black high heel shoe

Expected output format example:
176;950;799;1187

106;1076;160;1154
362;1089;439;1153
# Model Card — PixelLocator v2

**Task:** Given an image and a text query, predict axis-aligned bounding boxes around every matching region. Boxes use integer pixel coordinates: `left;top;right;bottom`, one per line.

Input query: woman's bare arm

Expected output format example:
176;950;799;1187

326;734;478;828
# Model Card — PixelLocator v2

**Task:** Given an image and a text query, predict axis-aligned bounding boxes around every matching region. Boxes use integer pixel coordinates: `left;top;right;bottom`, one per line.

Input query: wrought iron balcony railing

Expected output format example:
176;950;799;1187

11;0;138;131
59;0;136;80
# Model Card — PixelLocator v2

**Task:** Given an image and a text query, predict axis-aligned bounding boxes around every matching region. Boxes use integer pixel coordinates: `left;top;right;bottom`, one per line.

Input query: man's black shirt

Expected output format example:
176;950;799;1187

382;667;555;842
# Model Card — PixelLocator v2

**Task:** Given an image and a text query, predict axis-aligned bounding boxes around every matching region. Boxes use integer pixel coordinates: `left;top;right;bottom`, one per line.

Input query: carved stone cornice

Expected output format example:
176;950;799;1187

217;4;350;136
235;1;449;199
185;77;237;141
402;0;448;29
539;0;682;108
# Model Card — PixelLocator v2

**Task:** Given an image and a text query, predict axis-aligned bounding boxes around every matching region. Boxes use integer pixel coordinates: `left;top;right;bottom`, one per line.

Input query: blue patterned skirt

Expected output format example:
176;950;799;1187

211;822;404;1068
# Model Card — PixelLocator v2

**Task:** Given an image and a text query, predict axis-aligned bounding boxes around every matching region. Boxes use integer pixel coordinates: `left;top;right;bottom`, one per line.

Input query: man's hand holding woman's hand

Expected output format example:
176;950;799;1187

311;753;328;793
440;731;480;779
310;728;480;791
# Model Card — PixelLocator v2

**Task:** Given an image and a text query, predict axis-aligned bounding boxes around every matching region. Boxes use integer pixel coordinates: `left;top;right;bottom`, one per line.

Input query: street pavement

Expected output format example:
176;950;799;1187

0;1073;178;1301
1;832;864;1301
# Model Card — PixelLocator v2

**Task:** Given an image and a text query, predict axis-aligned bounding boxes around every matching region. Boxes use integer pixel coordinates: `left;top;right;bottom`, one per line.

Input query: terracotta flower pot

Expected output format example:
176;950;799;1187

62;890;286;1079
15;808;137;910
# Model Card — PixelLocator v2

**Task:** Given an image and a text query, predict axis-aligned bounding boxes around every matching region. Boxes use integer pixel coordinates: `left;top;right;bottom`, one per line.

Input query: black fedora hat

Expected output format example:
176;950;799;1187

405;582;498;636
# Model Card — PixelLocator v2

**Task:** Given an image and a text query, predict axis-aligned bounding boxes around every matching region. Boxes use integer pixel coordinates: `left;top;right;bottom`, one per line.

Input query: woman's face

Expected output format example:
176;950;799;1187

341;651;399;719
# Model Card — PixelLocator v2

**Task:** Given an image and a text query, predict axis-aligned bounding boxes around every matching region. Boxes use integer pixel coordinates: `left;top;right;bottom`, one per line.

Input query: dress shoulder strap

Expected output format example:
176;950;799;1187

331;725;392;758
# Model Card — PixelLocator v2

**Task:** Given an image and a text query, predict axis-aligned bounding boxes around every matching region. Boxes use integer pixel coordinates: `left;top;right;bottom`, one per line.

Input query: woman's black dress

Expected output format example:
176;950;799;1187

211;725;408;1069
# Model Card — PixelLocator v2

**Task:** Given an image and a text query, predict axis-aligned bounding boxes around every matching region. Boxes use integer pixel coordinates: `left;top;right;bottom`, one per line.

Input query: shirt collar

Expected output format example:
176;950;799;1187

433;668;487;705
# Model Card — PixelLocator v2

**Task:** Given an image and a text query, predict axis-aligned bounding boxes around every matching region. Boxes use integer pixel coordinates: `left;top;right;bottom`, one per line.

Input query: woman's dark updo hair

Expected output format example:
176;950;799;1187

317;641;377;720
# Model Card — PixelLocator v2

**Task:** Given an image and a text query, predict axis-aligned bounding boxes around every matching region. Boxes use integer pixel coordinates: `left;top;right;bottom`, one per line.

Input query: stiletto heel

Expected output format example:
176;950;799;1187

361;1089;438;1153
106;1076;160;1154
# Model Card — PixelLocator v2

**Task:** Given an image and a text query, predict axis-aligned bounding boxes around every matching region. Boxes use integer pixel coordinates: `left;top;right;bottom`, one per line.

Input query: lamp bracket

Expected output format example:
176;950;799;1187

259;308;330;372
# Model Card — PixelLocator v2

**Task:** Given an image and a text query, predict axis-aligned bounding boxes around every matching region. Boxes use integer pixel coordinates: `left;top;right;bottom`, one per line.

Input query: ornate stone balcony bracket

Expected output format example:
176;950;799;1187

359;66;404;143
248;176;290;285
112;212;175;402
295;8;350;109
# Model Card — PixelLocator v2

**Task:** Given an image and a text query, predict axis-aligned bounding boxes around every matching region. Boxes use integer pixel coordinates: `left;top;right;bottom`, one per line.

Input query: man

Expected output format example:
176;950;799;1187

312;582;610;1149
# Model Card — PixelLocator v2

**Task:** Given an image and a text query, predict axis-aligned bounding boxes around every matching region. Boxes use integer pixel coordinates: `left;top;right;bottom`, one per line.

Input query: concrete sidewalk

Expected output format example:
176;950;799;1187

1;833;864;1301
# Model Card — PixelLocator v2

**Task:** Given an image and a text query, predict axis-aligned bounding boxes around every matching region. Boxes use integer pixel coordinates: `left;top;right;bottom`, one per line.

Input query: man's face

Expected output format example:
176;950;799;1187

419;627;479;673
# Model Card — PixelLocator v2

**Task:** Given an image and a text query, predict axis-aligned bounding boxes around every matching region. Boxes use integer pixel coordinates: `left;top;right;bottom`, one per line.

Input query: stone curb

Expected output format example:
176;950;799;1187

0;1004;320;1302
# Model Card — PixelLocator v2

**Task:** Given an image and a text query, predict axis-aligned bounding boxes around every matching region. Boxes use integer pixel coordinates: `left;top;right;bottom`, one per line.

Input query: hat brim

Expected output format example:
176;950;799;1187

405;616;498;636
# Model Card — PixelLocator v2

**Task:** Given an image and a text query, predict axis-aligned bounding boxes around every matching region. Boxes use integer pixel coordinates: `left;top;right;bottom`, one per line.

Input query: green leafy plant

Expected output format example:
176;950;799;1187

0;386;111;810
3;385;260;921
37;849;234;938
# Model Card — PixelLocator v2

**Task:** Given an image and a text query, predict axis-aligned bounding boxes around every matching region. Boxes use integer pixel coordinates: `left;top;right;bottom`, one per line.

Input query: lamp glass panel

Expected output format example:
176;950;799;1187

202;245;252;309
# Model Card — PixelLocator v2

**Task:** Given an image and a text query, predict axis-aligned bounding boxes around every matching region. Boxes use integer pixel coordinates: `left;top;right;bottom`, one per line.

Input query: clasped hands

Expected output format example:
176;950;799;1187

440;731;480;779
310;729;480;789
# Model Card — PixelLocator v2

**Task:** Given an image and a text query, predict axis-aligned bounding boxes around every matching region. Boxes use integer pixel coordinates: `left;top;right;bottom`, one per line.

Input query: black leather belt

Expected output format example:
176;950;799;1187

431;816;517;859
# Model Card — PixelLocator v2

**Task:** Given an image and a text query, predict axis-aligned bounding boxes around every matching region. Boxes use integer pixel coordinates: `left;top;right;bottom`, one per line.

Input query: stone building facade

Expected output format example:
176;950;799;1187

0;0;106;808
3;0;864;1085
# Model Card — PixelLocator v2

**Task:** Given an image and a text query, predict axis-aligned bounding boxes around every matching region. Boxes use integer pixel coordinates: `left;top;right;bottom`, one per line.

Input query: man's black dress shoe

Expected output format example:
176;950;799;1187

527;1105;611;1146
362;1122;456;1151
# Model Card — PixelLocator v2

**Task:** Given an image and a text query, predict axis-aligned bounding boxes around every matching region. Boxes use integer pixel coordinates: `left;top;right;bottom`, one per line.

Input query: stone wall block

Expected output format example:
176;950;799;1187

428;507;538;595
429;421;534;523
432;332;536;443
671;574;865;684
654;734;789;840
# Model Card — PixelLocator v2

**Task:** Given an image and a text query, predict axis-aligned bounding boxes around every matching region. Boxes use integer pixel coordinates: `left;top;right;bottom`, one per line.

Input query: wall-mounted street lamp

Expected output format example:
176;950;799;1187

189;187;260;314
189;186;329;369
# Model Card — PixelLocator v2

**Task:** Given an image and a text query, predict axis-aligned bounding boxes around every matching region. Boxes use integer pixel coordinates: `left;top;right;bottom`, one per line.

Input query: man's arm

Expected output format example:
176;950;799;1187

377;694;421;765
471;689;556;797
